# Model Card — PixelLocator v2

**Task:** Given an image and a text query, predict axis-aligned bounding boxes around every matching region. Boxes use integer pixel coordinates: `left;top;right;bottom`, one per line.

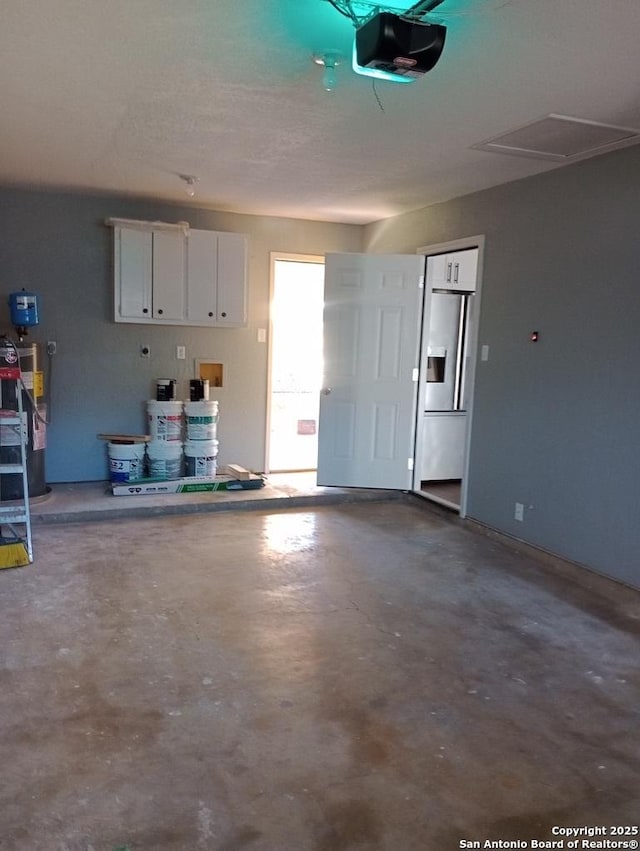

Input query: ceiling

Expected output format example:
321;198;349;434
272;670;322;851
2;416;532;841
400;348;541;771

1;0;639;224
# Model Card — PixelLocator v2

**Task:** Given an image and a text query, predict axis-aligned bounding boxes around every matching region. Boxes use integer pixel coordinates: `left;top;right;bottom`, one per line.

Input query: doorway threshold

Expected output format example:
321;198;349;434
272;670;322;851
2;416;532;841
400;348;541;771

415;479;461;513
414;489;460;513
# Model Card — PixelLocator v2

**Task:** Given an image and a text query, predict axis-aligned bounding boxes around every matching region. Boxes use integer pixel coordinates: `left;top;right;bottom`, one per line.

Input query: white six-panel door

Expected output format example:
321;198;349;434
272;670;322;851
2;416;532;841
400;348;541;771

317;253;425;489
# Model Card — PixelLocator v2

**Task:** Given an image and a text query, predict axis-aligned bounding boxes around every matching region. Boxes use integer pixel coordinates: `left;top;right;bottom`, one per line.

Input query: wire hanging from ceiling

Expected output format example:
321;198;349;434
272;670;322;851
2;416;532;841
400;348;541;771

372;80;385;112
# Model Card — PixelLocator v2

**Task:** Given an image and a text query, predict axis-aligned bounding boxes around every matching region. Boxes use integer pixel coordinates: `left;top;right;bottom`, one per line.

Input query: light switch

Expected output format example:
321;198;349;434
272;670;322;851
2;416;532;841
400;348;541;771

257;328;267;343
176;346;186;360
481;344;490;362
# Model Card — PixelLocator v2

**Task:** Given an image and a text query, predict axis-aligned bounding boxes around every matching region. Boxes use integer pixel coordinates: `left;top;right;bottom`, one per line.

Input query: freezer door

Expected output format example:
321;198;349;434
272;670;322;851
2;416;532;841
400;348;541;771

421;412;467;480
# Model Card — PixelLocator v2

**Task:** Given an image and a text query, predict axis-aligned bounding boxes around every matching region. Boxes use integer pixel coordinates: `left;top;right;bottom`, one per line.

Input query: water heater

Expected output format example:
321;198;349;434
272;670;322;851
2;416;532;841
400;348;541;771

0;341;47;499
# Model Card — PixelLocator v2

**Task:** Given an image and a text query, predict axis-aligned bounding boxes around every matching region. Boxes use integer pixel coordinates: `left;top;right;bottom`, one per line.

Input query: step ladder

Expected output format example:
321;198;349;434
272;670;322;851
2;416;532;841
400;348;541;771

0;376;33;567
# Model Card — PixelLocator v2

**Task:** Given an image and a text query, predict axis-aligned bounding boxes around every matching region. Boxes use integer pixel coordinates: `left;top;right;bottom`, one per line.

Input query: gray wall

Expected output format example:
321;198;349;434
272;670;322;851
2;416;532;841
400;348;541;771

364;144;640;588
2;144;638;589
0;189;362;482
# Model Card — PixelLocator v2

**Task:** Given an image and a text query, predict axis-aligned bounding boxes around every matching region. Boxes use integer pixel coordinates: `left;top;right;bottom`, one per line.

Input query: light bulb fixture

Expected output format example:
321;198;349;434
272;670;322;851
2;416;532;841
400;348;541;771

179;174;199;197
313;51;343;92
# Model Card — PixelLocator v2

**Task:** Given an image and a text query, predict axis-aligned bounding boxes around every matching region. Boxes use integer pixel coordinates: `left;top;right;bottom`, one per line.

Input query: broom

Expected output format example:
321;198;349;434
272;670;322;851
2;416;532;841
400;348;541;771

0;537;30;568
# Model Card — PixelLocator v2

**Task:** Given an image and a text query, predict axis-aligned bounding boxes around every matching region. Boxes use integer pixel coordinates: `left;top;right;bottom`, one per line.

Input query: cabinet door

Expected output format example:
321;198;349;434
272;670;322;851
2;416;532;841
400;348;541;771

425;249;478;292
426;253;448;289
428;253;458;287
115;227;152;321
152;231;186;321
186;230;217;323
216;233;248;326
449;249;478;291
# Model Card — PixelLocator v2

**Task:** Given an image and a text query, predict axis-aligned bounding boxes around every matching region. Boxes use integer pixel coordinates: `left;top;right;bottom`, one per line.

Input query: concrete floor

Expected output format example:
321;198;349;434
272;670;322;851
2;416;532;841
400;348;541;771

1;499;639;850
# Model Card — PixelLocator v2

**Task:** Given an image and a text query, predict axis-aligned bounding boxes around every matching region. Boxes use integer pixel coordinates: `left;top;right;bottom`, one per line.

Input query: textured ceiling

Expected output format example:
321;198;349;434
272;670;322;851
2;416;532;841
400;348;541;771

1;0;639;223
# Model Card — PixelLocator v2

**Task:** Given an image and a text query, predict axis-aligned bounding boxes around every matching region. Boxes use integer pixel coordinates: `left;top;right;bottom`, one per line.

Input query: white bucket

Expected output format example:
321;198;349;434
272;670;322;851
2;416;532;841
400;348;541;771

108;442;146;483
147;440;183;480
147;400;183;442
183;439;219;478
184;401;219;441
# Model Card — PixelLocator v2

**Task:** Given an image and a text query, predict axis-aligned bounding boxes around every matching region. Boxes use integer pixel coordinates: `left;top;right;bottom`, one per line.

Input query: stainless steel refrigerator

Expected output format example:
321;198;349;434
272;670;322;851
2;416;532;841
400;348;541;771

421;289;473;481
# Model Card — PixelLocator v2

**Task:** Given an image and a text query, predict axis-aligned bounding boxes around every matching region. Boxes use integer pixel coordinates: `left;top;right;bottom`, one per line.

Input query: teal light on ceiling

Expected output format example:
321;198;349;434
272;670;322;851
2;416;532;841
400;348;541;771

351;41;416;84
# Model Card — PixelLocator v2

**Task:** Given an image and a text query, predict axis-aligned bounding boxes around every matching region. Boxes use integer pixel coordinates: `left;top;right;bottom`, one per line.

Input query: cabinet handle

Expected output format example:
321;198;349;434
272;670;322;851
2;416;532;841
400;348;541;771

158;309;163;315
142;308;148;314
221;311;227;318
446;262;452;283
454;263;459;284
208;311;213;317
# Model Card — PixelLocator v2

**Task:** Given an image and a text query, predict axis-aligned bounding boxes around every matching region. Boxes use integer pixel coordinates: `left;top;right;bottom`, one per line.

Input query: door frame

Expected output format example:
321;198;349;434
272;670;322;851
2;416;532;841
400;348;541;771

265;251;325;475
414;235;485;518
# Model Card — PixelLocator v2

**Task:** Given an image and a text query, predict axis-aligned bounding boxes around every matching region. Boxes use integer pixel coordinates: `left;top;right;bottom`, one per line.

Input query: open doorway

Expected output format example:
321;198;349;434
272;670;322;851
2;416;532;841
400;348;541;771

267;254;324;473
414;238;484;516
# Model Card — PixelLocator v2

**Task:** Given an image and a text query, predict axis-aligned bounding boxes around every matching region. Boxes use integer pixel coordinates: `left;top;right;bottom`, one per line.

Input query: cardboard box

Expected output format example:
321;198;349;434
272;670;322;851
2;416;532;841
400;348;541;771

111;474;264;496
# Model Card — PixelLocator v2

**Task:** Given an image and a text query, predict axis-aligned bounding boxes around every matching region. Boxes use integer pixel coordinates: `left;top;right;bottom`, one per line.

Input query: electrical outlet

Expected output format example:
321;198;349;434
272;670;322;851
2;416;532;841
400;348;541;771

176;345;186;360
140;345;151;359
47;341;57;356
514;502;524;522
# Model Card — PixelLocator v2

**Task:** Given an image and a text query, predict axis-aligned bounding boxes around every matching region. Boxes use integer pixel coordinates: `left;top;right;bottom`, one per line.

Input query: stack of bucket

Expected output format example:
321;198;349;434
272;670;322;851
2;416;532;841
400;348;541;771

147;400;184;479
145;397;219;480
184;400;219;477
106;380;220;483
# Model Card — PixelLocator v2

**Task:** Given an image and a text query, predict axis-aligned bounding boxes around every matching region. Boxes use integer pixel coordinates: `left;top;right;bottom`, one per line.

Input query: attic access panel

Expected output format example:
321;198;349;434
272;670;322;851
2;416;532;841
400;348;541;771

471;114;640;162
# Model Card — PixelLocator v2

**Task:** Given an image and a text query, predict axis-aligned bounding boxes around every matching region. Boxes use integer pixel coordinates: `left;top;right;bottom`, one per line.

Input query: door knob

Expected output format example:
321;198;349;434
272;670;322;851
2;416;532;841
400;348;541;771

321;387;332;396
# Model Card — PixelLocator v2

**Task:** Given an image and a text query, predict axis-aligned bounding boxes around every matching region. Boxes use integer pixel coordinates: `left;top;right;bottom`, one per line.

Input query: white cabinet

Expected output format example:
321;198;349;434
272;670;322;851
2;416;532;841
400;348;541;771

216;232;248;326
152;230;186;321
186;229;247;327
185;228;216;323
115;228;152;321
113;224;247;327
426;248;478;292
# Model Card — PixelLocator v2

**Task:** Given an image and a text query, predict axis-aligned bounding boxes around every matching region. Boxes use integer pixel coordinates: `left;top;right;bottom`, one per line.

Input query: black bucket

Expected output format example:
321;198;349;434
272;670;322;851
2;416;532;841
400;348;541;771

156;379;177;401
